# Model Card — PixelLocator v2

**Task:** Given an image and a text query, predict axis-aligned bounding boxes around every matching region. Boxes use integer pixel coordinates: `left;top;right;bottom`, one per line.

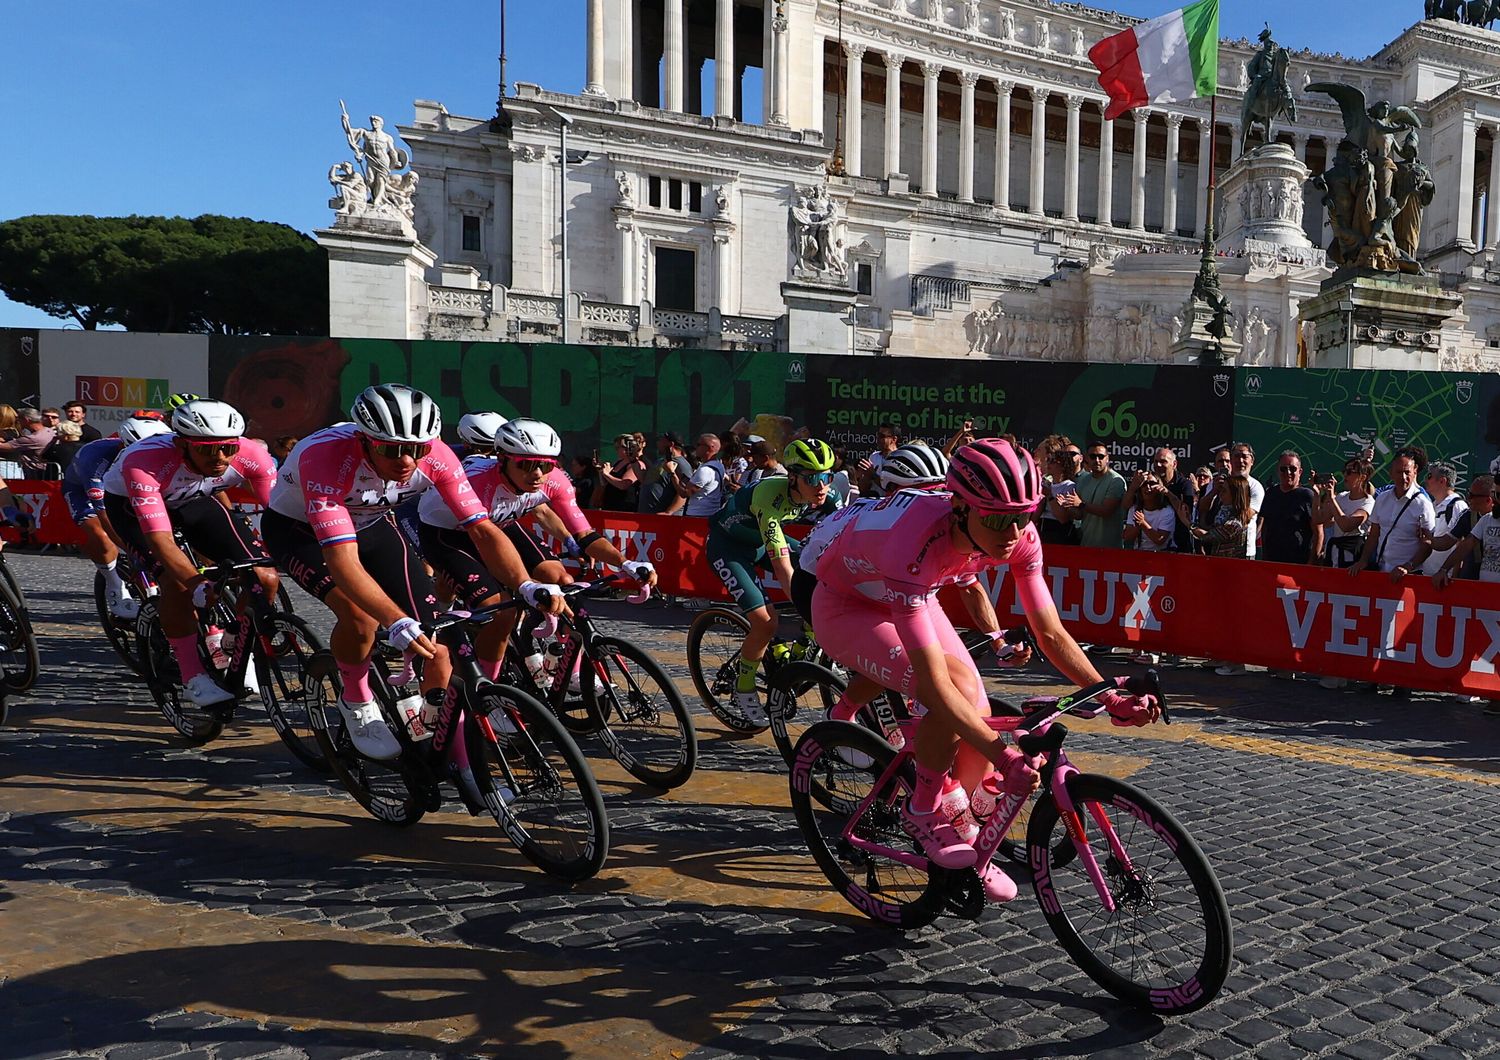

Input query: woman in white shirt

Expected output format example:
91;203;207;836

1312;456;1375;567
1122;473;1177;552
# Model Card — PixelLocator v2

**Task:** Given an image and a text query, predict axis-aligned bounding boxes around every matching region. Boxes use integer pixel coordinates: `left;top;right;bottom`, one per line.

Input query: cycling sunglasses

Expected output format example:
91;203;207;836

512;457;557;473
366;439;431;461
799;471;833;486
186;439;240;457
977;510;1034;532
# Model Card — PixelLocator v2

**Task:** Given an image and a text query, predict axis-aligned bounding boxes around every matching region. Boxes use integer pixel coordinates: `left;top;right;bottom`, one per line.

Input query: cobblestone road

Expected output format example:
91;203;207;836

3;552;1500;1059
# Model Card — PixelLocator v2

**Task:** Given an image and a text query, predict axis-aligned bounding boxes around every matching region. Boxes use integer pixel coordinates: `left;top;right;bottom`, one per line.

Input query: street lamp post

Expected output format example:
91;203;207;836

536;103;577;344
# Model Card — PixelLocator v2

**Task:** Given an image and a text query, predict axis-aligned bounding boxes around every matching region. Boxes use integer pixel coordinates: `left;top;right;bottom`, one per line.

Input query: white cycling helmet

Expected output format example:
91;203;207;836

458;411;509;450
170;399;245;440
880;440;950;489
494;417;562;458
118;415;172;445
350;383;442;444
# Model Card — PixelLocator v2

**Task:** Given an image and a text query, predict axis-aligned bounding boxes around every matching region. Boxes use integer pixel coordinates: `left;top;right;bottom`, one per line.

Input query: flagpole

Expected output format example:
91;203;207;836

1189;92;1228;363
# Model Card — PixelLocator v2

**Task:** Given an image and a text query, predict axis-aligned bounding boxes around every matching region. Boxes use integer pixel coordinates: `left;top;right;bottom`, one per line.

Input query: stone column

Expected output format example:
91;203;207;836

664;0;685;112
994;80;1013;209
1293;132;1310;163
1195;117;1212;237
715;0;735;117
959;71;978;202
921;62;941;197
1063;94;1082;221
616;216;637;304
1130;109;1148;232
771;8;790;125
1029;87;1049;217
1229;121;1243;163
844;43;866;176
884;52;905;178
1097;103;1114;227
1163;113;1182;236
1456;110;1477;248
1487;124;1500;252
586;0;607;95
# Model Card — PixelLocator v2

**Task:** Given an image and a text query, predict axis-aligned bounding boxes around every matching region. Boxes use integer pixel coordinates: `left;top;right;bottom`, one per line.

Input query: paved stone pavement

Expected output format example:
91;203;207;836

3;551;1500;1059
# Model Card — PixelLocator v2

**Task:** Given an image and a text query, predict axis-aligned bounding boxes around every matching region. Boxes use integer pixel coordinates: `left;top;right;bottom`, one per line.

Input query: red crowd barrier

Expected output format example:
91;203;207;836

560;510;1499;698
2;482;86;547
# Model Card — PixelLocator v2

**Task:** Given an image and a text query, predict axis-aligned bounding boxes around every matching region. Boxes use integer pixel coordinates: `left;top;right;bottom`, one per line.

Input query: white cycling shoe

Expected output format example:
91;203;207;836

337;697;402;761
731;689;769;729
106;582;139;620
240;661;261;699
183;673;235;710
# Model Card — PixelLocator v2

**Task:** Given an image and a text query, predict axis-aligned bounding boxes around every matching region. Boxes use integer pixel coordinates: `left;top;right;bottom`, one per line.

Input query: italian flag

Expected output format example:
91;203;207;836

1089;0;1219;121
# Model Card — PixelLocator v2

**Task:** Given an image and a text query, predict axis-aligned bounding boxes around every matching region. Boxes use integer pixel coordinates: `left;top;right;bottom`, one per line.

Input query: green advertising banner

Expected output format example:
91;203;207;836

1232;367;1492;484
804;356;1235;468
208;337;806;456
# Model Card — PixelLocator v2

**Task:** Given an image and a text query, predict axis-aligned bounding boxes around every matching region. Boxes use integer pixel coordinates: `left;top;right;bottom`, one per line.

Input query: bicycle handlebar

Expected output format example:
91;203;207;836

196;557;278;582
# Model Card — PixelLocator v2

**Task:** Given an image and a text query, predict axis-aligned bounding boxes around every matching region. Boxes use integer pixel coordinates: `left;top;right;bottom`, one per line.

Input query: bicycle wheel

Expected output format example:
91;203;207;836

0;574;38;695
0;555;28;615
94;569;146;676
303;653;425;826
1027;773;1233;1015
580;635;698;789
134;602;224;745
685;606;766;732
769;660;846;769
472;684;609;880
789;720;944;930
254;612;330;773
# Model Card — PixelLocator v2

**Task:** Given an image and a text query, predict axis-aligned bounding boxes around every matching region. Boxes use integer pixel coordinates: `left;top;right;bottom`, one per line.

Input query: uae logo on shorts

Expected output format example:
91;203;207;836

1456;380;1474;405
1212;373;1230;398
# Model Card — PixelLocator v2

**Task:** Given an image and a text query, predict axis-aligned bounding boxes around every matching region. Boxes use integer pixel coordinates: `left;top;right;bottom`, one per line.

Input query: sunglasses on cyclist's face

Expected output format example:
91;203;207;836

976;510;1034;532
366;439;431;461
512;457;557;474
186;439;240;457
798;471;832;487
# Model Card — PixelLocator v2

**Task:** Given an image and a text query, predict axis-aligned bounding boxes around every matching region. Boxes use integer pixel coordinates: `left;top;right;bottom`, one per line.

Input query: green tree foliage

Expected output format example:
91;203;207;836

0;214;328;334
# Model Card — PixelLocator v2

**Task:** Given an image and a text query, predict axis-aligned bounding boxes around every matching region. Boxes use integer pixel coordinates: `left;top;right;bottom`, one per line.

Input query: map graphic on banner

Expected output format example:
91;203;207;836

1232;368;1490;483
804;357;1233;467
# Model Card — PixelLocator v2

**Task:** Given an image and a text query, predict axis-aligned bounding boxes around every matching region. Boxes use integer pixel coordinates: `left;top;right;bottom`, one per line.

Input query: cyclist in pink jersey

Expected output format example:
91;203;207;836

414;417;657;687
261;385;561;761
101;399;279;710
812;438;1159;901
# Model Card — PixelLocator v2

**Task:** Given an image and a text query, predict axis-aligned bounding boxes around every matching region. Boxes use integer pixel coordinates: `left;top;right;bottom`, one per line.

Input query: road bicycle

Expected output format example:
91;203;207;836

0;543;39;695
505;577;698;790
685;600;844;733
307;599;609;881
135;558;326;769
788;670;1232;1015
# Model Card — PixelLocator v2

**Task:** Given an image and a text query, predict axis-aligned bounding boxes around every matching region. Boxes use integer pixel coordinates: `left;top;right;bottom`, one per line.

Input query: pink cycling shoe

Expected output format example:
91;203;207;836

901;800;978;869
976;861;1018;903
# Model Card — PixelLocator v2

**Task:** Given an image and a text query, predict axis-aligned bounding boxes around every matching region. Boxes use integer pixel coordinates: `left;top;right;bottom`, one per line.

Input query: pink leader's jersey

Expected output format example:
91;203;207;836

266;423;485;545
102;434;276;536
814;489;1052;647
417;458;593;536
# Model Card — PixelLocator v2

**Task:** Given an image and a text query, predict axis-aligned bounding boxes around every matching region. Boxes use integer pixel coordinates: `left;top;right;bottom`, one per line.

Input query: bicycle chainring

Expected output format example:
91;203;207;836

935;865;986;921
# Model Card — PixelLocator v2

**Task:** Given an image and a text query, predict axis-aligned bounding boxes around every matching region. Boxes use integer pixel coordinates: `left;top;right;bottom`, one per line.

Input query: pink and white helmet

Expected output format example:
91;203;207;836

946;438;1042;512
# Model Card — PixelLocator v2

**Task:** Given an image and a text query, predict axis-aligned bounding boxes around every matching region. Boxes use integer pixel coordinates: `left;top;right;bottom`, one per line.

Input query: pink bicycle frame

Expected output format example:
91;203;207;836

834;697;1137;913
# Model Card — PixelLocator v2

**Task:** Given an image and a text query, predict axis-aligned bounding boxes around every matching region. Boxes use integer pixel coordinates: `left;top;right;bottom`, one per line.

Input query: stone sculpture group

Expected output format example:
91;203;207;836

1307;84;1431;273
328;102;419;226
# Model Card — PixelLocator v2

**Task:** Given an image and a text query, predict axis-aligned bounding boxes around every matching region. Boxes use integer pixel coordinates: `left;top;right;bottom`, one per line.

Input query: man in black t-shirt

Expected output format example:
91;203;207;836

1260;450;1321;564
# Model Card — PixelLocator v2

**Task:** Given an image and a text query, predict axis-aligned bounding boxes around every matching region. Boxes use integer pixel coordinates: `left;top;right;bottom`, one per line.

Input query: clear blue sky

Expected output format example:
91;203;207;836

0;0;1422;329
